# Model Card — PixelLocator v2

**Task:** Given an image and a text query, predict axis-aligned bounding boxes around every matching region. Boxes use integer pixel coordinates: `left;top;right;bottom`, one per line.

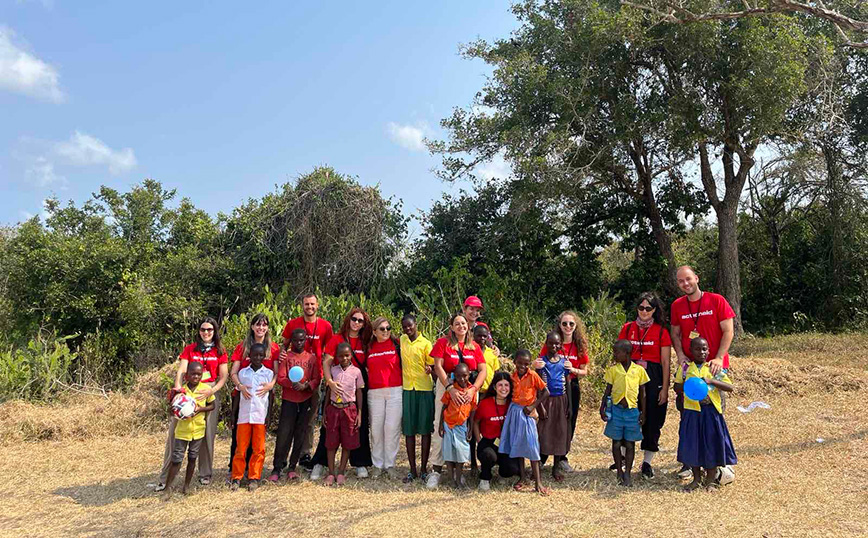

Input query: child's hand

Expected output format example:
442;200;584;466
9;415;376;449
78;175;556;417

466;427;473;442
539;406;548;421
531;358;545;370
354;411;362;429
292;381;306;392
700;396;712;405
523;405;534;416
424;365;432;374
438;421;445;437
600;407;608;422
639;412;646;426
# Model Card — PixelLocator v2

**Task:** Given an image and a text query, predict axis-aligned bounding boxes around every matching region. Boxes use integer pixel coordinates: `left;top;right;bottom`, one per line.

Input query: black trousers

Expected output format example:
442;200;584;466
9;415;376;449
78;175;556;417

228;391;274;469
477;437;520;481
640;361;667;453
272;399;313;473
311;387;373;468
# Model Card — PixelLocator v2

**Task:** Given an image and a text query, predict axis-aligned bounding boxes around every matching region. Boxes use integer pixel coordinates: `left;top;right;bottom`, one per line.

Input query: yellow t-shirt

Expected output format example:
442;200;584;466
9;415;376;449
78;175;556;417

604;362;650;409
675;362;731;414
174;382;215;441
480;347;500;391
400;333;435;391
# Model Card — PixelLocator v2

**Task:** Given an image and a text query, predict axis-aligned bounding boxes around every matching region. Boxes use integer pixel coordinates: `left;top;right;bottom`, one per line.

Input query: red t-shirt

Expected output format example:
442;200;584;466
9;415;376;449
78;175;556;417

276;350;322;402
179;343;228;383
323;334;366;369
475;397;508;439
617;322;672;364
670;292;736;368
538;341;589;380
281;316;334;360
365;339;402;390
429;337;485;374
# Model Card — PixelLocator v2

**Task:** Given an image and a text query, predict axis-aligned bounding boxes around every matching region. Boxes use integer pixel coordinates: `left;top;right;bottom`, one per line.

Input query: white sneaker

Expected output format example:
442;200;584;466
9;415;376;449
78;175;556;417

355;466;369;478
370;467;383;479
426;471;440;489
677;465;693;480
478;479;490;491
309;464;325;480
559;460;574;473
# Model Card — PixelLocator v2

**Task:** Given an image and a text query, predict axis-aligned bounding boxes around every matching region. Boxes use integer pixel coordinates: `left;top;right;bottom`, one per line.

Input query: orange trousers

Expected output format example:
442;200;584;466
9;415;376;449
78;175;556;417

232;423;266;480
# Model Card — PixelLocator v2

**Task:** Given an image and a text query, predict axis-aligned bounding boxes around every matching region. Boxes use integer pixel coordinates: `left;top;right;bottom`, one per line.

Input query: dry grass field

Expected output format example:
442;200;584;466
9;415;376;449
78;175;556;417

1;333;866;537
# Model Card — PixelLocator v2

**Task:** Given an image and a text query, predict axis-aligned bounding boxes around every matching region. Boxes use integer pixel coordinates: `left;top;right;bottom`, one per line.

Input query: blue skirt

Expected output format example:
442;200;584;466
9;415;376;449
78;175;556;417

442;422;470;463
499;402;540;461
677;405;737;468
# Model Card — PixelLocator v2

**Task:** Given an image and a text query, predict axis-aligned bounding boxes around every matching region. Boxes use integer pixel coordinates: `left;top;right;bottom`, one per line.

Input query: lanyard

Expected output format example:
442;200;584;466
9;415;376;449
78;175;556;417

632;322;652;360
686;293;704;332
304;318;319;353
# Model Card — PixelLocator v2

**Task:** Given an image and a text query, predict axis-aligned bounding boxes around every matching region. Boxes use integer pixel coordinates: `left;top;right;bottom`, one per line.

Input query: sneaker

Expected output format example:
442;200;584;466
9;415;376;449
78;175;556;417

402;472;417;484
559;460;574;473
299;454;314;470
310;464;325;481
386;467;400;480
609;463;618;471
267;473;280;483
355;466;369;478
248;480;259;492
198;477;211;486
230;479;240;491
641;462;655;480
370;467;383;479
154;483;166;492
677;464;693;479
478;479;490;491
426;471;441;490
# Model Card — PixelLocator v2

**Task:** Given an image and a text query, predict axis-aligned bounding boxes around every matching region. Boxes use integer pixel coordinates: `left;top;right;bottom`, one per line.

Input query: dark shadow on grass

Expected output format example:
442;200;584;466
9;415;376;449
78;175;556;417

53;472;164;507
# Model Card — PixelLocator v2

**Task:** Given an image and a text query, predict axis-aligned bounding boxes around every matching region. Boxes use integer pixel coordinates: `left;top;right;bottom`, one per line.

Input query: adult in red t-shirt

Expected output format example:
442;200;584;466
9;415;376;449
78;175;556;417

158;317;229;490
473;372;520;488
533;310;589;473
426;312;488;488
670;266;736;373
366;316;404;476
618;292;672;479
307;308;374;477
279;293;334;465
227;313;281;471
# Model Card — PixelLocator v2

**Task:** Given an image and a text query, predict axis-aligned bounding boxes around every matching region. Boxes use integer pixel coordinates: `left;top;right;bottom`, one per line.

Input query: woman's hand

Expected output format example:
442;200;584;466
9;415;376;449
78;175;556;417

279;349;289;362
658;387;669;406
326;378;342;393
255;383;272;398
198;387;214;399
239;385;252;399
449;386;469;406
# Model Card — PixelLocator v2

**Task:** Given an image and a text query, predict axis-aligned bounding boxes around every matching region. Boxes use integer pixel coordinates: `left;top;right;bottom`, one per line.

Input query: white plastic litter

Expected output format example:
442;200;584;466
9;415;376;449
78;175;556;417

736;401;771;413
816;438;825;443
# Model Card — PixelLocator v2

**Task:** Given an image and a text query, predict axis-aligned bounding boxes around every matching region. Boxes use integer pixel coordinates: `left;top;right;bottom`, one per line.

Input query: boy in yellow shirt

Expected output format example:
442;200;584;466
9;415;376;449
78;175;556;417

164;361;215;496
400;313;435;483
600;339;649;487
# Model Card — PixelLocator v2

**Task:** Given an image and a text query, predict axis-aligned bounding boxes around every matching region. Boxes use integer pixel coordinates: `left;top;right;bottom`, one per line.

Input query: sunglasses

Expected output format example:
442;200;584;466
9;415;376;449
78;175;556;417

637;305;655;312
561;321;575;327
350;317;365;324
378;326;391;332
200;327;214;332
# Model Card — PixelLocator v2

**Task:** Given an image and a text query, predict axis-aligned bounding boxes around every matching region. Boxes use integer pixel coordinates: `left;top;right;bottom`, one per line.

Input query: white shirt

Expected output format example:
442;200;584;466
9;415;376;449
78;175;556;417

237;365;274;425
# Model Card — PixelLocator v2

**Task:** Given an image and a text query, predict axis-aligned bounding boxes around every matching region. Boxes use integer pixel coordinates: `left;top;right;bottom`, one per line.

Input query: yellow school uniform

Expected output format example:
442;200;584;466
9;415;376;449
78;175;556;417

675;362;732;413
480;347;500;391
400;333;435;391
604;362;650;409
174;382;215;441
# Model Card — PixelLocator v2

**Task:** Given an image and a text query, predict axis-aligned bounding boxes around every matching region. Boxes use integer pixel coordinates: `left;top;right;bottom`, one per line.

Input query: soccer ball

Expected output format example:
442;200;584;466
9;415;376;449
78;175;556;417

716;465;735;486
171;393;197;419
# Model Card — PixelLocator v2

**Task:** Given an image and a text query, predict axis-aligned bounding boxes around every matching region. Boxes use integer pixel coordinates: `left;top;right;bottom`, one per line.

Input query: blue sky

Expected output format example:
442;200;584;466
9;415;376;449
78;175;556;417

0;1;517;234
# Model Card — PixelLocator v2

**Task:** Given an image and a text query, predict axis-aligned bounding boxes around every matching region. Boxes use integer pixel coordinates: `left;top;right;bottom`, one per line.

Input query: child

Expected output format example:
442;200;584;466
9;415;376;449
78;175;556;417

400;313;435;483
230;343;274;492
164;361;215;496
600;339;649;487
268;328;322;482
499;349;550;495
537;331;575;481
438;362;477;488
675;337;737;491
471;323;500;473
324;342;365;486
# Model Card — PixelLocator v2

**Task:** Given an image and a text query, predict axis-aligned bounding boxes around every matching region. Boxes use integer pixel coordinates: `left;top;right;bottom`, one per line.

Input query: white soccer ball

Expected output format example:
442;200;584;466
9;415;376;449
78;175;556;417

716;465;735;486
172;393;197;419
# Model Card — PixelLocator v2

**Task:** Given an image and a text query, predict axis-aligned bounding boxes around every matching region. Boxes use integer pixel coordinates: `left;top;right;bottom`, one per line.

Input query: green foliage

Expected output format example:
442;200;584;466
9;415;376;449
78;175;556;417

0;332;77;402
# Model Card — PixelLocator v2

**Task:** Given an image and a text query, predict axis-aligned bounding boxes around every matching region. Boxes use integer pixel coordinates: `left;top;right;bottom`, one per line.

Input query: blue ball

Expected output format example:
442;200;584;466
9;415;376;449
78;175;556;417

289;366;304;383
684;377;709;401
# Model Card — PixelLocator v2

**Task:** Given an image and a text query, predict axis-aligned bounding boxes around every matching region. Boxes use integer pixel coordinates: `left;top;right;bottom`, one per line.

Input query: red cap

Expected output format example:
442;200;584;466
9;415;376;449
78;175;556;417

463;295;484;308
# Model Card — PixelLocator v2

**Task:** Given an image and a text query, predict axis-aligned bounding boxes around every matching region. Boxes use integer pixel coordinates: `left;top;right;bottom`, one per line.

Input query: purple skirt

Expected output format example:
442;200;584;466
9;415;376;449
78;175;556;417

677;405;737;468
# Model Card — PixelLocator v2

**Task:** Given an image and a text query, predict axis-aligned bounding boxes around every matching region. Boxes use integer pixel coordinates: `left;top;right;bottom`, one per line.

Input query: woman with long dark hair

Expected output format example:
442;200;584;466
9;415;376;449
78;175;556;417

473;371;520;491
155;317;229;490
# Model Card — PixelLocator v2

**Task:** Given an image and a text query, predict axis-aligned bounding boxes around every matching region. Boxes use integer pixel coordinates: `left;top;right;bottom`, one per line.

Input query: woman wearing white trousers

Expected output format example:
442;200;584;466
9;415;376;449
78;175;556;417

365;317;404;479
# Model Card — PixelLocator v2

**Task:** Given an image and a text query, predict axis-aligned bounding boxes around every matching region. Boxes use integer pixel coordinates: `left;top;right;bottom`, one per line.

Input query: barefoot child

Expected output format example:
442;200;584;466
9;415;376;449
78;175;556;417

675;337;737;491
600;339;649;487
439;362;477;488
164;361;215;496
400;313;435;483
499;349;550;495
230;343;273;491
537;331;575;482
324;342;364;486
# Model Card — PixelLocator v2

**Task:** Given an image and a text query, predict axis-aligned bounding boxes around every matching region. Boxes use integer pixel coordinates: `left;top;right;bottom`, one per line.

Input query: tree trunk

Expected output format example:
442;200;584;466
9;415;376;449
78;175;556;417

821;138;845;323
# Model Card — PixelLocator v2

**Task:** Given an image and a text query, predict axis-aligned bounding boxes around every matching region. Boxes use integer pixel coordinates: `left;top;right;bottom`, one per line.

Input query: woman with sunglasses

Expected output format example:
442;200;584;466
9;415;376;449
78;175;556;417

226;313;280;475
306;308;374;480
617;292;672;479
155;317;229;491
534;310;590;474
365;316;404;479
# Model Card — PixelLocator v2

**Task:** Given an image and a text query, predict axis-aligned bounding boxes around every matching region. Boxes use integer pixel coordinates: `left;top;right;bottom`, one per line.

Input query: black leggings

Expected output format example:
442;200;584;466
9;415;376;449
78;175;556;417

640;361;667;452
477;437;520;481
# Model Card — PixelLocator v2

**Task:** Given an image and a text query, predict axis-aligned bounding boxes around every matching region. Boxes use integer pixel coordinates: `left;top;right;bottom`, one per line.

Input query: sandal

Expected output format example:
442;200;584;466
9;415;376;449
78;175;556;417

198;477;211;486
336;474;346;486
324;475;335;486
286;471;299;481
402;472;417;484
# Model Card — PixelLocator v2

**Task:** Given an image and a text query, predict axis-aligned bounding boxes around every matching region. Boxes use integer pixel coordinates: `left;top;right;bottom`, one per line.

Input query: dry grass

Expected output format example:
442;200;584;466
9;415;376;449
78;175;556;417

732;331;868;369
2;334;867;537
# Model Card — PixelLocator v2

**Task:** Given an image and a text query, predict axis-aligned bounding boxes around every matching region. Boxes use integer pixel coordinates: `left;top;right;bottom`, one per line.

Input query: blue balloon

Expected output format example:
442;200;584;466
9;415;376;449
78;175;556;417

289;366;304;383
684;377;709;401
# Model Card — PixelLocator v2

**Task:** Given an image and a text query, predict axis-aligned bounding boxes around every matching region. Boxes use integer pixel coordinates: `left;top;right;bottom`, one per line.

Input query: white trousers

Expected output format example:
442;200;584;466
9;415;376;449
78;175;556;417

430;380;446;467
367;386;403;469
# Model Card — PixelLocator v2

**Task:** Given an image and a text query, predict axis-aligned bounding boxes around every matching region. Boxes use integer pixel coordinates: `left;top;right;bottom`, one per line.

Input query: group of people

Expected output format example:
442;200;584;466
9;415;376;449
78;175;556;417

155;265;738;496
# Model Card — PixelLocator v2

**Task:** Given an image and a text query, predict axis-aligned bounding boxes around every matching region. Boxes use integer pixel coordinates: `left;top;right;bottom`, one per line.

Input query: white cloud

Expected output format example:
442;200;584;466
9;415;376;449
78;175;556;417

387;122;429;152
55;131;137;174
25;155;66;187
477;151;511;181
0;27;63;103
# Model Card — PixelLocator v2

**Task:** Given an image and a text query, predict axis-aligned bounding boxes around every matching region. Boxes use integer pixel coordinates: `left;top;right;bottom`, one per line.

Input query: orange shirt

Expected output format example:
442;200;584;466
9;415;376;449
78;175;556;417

441;384;478;428
511;370;546;406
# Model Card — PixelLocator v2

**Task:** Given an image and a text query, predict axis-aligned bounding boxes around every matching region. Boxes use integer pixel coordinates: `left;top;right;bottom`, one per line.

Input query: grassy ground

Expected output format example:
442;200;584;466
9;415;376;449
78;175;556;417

1;334;867;537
